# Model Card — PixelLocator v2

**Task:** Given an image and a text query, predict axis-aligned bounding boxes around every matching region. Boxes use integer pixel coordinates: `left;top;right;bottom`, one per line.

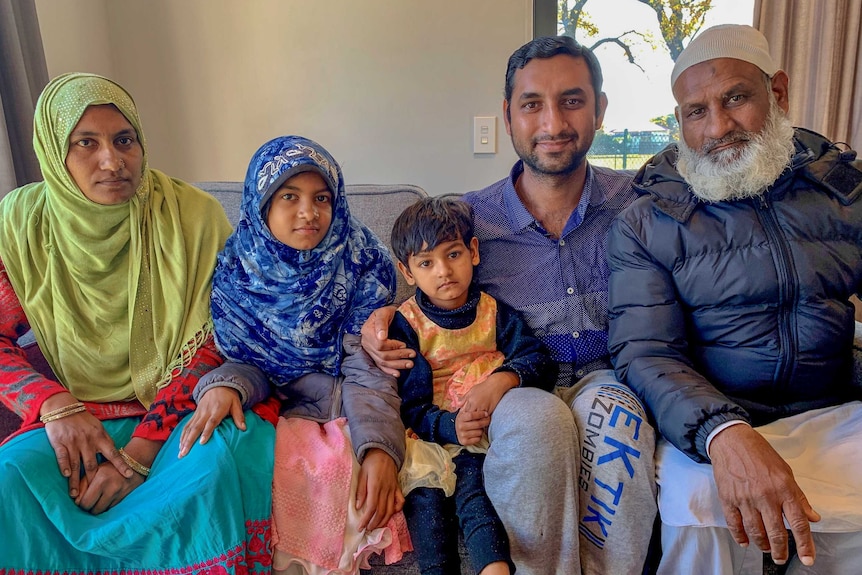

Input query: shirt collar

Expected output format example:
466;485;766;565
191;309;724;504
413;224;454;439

502;160;599;236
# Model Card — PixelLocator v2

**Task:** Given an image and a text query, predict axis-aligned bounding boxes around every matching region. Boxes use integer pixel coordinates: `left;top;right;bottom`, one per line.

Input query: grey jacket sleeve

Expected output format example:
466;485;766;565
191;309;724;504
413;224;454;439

339;334;406;468
193;361;272;410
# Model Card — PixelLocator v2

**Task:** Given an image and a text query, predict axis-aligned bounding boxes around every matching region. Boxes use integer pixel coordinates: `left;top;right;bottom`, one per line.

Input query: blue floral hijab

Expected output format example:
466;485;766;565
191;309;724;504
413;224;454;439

211;136;396;383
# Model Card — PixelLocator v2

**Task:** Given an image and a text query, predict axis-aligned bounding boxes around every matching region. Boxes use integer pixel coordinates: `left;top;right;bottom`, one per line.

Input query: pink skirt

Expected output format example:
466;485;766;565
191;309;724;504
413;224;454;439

271;417;412;574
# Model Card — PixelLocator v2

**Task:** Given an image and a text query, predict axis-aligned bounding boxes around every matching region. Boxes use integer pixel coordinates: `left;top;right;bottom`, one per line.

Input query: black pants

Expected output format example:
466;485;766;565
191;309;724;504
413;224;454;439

403;451;513;575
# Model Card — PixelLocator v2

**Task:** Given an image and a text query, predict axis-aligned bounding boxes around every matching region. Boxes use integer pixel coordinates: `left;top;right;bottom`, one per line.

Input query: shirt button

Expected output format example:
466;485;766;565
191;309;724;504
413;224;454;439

566;287;574;295
559;239;566;246
576;370;584;377
572;331;580;339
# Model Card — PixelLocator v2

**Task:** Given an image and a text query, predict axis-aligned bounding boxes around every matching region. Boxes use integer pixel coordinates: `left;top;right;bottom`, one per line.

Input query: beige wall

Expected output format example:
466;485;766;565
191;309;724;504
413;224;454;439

36;0;531;194
36;0;114;79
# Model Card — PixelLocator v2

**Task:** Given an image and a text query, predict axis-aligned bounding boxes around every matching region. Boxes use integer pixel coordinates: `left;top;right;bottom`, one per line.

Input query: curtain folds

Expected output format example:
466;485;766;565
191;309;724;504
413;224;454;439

0;0;48;196
754;0;862;150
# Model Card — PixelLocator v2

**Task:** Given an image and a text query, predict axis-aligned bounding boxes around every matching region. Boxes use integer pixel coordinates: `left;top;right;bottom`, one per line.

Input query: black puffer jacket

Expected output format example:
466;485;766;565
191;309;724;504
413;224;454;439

608;128;862;463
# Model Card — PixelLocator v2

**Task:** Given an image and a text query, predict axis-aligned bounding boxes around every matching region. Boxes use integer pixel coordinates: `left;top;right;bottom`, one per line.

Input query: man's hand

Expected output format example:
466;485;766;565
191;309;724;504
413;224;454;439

41;393;133;498
455;409;491;446
709;424;820;566
179;387;245;458
359;306;415;377
355;448;404;531
461;371;519;416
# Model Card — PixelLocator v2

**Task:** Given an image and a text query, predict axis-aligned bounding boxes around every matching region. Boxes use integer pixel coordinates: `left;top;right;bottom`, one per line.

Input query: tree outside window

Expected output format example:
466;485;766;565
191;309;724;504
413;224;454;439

537;0;754;169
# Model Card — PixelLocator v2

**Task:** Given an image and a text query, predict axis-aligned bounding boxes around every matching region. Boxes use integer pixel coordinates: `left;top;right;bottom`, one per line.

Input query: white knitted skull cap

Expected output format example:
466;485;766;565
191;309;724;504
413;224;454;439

671;24;779;88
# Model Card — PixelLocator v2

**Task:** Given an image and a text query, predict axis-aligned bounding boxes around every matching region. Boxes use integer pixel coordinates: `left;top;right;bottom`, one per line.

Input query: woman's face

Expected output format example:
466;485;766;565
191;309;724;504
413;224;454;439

65;104;143;205
266;171;333;250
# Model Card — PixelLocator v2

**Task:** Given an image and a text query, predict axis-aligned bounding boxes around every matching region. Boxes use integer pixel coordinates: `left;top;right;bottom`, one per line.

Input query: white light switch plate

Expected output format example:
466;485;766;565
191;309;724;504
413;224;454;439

473;116;496;154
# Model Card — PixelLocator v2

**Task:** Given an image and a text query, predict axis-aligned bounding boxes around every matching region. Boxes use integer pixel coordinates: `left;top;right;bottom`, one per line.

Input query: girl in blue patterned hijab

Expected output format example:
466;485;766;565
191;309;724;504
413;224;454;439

212;135;395;379
205;136;411;573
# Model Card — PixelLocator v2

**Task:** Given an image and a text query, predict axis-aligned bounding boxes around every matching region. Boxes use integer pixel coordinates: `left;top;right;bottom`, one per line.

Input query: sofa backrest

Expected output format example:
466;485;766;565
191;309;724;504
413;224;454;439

195;181;428;304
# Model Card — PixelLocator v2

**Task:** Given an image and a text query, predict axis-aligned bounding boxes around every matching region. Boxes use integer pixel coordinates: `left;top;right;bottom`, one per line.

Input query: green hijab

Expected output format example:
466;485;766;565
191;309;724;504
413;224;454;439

0;73;231;407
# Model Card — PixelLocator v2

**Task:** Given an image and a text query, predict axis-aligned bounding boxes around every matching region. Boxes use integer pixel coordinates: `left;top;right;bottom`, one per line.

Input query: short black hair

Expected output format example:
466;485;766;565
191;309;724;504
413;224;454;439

390;197;474;267
505;35;604;115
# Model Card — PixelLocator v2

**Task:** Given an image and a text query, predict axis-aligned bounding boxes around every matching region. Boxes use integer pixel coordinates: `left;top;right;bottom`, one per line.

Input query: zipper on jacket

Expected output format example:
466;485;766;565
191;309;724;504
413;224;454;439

756;193;798;387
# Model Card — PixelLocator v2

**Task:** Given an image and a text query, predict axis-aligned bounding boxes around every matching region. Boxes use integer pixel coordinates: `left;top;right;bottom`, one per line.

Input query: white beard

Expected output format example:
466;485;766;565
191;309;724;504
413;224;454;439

676;100;796;203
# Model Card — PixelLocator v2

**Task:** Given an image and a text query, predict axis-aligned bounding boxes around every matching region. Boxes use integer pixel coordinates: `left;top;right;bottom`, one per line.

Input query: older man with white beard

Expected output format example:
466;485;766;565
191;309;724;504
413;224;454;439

606;24;862;574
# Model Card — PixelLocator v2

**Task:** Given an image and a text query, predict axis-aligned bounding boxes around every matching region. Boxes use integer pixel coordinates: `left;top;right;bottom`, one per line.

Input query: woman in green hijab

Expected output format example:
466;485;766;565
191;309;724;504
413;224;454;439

0;73;275;573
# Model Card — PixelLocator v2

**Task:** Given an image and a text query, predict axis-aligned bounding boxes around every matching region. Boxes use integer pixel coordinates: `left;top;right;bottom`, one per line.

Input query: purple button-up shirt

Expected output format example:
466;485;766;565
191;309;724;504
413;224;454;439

463;161;638;386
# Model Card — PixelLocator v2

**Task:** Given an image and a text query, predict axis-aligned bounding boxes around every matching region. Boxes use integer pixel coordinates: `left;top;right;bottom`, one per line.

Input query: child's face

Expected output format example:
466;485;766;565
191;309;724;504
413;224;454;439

397;236;480;310
266;171;333;250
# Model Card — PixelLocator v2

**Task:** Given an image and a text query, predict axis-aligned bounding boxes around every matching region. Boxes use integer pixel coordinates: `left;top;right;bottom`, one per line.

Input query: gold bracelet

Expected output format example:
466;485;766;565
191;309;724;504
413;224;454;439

118;448;151;477
40;402;87;423
40;401;85;418
40;401;86;422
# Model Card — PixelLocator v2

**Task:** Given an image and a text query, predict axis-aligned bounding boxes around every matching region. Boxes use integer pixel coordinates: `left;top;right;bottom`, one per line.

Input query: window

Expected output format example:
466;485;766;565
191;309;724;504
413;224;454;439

534;0;754;168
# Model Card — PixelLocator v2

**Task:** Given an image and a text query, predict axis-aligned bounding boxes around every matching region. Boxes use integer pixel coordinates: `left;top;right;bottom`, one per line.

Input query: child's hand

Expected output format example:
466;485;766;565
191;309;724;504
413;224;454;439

461;371;519;416
356;448;404;532
179;387;245;458
455;408;491;446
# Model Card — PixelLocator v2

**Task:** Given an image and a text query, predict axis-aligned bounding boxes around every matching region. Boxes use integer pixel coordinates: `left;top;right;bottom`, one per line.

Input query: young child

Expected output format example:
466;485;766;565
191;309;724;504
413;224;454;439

389;197;554;575
183;135;411;574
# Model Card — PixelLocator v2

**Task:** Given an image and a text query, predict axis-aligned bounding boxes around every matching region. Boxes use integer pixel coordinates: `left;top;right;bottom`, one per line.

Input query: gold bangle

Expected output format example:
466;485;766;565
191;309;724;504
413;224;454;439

40;401;86;422
40;403;87;423
118;448;151;477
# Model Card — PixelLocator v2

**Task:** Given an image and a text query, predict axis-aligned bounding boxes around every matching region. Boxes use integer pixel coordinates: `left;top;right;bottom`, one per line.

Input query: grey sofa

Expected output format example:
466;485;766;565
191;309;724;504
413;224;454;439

3;182;862;575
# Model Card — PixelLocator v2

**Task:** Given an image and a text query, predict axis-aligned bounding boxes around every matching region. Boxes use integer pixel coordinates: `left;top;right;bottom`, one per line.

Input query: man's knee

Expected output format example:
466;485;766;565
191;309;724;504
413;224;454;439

489;387;577;449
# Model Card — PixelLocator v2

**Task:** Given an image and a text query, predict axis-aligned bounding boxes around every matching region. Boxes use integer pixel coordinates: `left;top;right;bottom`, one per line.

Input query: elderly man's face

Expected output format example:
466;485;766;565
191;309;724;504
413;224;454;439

673;58;789;161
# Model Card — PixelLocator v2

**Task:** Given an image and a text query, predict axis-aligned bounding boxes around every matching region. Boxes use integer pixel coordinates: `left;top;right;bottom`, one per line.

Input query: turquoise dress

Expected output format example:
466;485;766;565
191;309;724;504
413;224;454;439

0;414;274;573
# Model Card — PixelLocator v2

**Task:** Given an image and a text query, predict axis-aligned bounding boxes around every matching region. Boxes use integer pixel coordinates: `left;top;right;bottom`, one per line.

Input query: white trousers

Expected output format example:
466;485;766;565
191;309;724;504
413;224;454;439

657;402;862;575
660;525;862;575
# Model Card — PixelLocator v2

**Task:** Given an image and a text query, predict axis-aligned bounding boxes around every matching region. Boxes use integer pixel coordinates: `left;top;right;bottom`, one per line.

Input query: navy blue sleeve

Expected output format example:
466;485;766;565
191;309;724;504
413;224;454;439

494;298;556;392
607;214;748;463
389;312;459;446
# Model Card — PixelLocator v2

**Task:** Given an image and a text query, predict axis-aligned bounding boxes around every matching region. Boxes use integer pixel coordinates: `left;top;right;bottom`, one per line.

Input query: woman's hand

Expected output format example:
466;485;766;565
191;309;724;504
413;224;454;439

178;386;245;458
41;393;133;498
75;437;160;514
356;448;404;531
75;461;145;514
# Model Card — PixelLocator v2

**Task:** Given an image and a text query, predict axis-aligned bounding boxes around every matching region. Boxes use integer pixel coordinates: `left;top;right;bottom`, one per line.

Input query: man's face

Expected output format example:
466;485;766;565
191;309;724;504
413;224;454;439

673;58;789;162
504;54;607;177
673;59;794;202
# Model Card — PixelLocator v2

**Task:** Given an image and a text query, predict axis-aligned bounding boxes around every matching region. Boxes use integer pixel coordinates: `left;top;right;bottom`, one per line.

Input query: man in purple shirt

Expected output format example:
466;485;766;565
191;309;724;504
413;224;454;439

363;36;656;575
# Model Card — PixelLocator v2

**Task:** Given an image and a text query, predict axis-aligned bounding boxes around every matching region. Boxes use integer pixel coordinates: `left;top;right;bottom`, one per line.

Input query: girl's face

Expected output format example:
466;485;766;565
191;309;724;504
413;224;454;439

266;171;333;250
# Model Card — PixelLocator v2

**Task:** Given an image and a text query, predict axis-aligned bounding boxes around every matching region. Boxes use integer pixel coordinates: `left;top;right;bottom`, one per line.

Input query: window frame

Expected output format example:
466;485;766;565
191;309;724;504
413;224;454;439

533;0;557;37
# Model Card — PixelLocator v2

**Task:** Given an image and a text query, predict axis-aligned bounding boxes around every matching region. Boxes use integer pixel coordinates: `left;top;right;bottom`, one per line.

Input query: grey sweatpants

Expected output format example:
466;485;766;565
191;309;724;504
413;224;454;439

484;369;657;575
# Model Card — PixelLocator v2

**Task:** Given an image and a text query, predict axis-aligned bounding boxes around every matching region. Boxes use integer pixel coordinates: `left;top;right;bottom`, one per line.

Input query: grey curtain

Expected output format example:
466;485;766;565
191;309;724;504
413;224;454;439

757;1;862;322
0;0;48;197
